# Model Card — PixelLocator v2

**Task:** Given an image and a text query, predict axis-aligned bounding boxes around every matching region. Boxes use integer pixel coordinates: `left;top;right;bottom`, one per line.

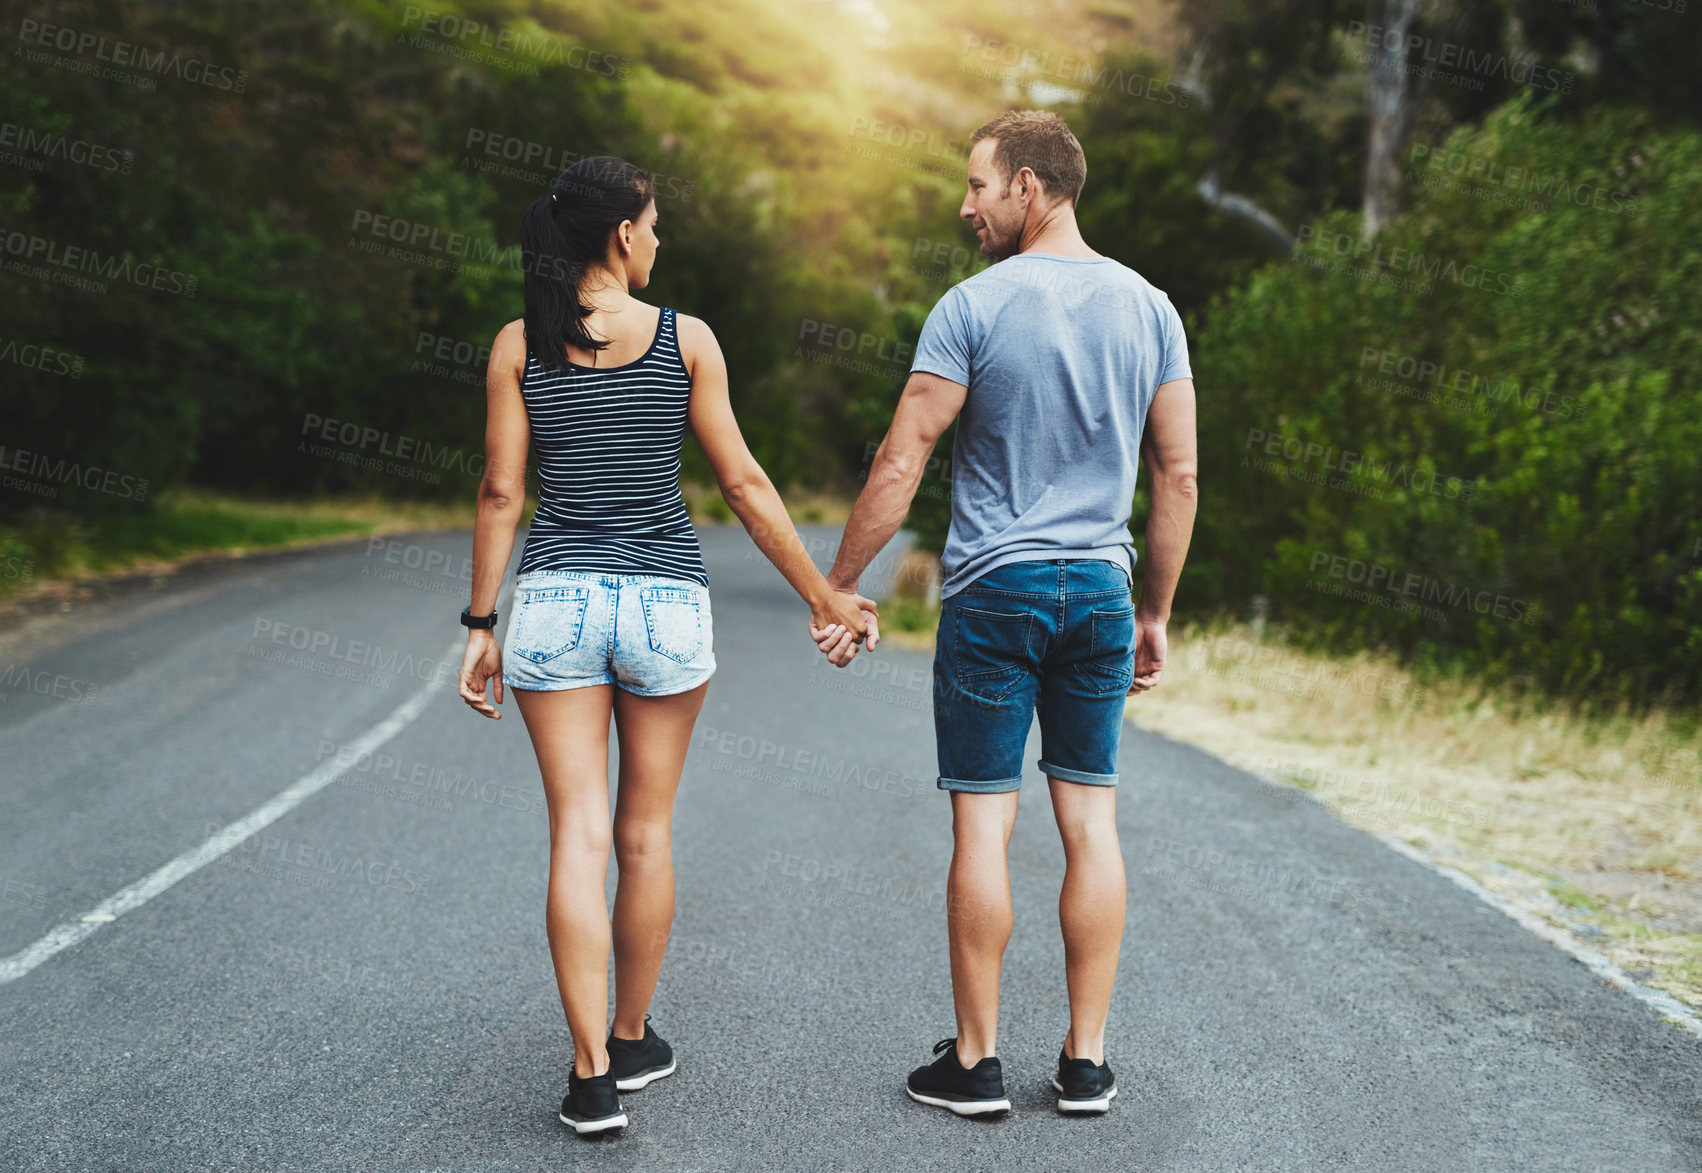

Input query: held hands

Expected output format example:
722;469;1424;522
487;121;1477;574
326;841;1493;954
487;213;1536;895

458;630;505;718
808;587;880;668
1128;613;1167;695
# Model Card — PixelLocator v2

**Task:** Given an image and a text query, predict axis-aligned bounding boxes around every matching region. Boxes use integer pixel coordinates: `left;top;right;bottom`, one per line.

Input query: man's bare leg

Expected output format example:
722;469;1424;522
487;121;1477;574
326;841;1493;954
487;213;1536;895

1048;776;1125;1064
947;789;1021;1064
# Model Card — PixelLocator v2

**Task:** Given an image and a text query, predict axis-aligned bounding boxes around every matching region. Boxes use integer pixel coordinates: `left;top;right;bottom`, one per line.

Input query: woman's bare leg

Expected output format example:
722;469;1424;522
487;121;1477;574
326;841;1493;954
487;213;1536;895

609;681;708;1039
513;684;616;1079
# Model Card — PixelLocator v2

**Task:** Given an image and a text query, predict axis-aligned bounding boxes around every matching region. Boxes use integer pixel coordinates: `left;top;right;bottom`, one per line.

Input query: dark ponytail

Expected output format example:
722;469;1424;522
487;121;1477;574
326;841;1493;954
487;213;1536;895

521;155;656;374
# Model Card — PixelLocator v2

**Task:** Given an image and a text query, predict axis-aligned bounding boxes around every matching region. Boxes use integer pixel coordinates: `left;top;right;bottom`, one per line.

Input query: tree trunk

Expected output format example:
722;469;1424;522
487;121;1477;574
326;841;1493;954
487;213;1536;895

1362;0;1423;237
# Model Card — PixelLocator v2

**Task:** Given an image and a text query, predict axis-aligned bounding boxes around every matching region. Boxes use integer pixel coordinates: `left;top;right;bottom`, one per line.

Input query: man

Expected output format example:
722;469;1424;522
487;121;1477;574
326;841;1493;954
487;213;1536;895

811;110;1198;1117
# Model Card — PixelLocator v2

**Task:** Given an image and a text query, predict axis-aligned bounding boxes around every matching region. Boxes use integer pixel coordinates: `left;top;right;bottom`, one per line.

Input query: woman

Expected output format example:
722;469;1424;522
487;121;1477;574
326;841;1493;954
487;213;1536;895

456;156;874;1135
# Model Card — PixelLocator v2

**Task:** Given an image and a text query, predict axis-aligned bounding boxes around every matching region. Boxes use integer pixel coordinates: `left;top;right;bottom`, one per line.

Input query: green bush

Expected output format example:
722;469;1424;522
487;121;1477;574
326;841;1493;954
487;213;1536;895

1;0;864;517
1185;97;1702;709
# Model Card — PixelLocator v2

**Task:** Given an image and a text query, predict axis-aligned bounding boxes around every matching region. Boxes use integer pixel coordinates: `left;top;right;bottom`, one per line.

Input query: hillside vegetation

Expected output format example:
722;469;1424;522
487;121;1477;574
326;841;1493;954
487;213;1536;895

3;0;1698;708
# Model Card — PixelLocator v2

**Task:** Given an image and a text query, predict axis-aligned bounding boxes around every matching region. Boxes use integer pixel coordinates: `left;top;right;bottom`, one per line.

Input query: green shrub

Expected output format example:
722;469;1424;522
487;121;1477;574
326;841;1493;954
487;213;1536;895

1185;97;1702;709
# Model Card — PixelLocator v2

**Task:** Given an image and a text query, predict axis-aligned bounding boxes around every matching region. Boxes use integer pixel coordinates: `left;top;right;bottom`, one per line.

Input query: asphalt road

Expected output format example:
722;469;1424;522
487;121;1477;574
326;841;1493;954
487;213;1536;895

1;524;1697;1172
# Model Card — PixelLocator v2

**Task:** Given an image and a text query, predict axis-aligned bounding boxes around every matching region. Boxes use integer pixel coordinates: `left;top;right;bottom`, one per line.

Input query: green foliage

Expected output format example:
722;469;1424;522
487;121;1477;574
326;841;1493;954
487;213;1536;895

4;0;1696;709
882;597;942;635
1188;99;1702;709
1513;0;1702;123
1069;55;1288;310
2;0;856;514
0;491;376;591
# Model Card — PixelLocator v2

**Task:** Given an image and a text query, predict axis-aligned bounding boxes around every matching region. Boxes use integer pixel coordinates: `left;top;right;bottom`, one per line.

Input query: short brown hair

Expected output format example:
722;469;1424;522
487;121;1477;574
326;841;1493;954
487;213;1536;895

969;110;1087;206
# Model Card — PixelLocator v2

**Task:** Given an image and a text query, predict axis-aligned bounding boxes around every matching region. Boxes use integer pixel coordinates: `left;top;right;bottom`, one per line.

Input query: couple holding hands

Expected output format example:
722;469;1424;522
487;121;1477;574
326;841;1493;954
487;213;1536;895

457;110;1197;1135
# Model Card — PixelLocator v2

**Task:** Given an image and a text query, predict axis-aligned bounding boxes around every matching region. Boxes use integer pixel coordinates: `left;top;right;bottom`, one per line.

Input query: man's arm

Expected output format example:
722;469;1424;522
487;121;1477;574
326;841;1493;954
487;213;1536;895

1131;376;1198;693
828;371;967;591
816;371;968;662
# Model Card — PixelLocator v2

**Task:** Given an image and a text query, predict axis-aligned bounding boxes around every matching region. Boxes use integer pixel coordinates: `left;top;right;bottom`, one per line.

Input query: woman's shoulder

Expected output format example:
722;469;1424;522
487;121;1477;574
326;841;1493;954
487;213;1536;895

671;310;720;376
672;309;716;349
492;318;529;362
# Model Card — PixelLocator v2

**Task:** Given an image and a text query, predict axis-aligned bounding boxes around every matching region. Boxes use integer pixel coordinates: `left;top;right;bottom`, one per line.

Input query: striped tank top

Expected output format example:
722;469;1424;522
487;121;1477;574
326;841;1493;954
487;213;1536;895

515;306;708;585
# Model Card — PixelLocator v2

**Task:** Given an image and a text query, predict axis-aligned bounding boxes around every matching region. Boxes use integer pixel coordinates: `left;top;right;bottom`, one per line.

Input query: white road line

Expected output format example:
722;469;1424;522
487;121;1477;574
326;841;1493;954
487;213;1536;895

1374;833;1702;1041
0;638;464;986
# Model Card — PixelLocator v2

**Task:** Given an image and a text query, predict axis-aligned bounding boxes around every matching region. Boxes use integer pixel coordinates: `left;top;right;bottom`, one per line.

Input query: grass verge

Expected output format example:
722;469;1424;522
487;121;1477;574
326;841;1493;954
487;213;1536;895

0;481;845;603
1134;619;1702;1009
0;487;485;602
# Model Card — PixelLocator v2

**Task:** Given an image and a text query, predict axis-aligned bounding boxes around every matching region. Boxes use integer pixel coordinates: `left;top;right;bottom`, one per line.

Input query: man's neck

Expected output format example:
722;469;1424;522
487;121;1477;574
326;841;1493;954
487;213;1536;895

1018;207;1097;258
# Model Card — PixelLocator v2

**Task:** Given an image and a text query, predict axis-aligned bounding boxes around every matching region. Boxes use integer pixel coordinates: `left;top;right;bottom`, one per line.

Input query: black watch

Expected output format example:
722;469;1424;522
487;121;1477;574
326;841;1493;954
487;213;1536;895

460;605;499;630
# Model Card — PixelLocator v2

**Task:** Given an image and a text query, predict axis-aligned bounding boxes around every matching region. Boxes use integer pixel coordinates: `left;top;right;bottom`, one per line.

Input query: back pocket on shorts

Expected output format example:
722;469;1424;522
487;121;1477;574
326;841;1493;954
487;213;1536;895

1077;605;1135;694
509;585;591;664
951;605;1034;703
640;586;703;664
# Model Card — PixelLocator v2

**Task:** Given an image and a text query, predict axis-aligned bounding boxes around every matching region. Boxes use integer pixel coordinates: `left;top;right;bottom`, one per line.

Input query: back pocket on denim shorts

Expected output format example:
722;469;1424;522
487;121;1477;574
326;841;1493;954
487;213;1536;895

509;585;590;664
640;586;702;664
1077;605;1135;694
951;605;1034;703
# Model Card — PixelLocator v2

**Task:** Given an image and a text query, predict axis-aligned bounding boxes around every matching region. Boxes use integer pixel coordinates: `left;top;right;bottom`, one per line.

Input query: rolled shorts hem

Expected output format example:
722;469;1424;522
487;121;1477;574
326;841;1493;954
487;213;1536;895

502;673;613;693
502;661;716;698
937;774;1024;794
616;661;716;697
1038;759;1118;786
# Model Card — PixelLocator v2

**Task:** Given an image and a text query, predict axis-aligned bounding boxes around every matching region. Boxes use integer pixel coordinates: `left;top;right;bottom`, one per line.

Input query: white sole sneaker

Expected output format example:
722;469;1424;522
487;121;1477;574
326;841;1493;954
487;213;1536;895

559;1109;629;1134
1052;1077;1117;1114
615;1059;676;1092
906;1088;1013;1116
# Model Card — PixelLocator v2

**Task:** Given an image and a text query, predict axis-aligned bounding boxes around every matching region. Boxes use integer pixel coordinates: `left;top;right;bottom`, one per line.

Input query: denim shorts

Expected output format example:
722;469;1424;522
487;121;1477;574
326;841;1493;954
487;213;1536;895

933;558;1135;793
501;570;716;697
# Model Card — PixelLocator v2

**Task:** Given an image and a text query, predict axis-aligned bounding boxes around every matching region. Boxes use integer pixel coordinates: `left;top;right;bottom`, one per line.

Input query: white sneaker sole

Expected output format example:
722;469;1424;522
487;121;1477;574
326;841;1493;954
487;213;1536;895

559;1110;628;1134
615;1059;676;1091
907;1088;1012;1116
1052;1078;1117;1114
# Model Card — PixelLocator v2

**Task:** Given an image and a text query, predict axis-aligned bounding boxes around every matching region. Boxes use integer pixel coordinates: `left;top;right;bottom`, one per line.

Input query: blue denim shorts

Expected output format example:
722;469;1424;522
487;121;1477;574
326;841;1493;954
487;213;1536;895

933;558;1135;793
501;570;716;697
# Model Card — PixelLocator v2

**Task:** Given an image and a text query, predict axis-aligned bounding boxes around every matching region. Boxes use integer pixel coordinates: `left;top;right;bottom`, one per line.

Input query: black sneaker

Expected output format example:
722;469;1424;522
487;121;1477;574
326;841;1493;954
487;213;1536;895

607;1015;676;1091
559;1069;627;1135
1052;1045;1117;1114
905;1038;1011;1116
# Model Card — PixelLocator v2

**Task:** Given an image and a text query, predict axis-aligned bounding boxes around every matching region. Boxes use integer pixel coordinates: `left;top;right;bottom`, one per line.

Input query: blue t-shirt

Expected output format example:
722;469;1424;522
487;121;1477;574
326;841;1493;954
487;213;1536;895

910;253;1192;599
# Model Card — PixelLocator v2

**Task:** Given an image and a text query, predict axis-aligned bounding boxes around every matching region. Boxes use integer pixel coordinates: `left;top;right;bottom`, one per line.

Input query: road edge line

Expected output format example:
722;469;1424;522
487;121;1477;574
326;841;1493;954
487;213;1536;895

1373;832;1702;1041
0;638;462;987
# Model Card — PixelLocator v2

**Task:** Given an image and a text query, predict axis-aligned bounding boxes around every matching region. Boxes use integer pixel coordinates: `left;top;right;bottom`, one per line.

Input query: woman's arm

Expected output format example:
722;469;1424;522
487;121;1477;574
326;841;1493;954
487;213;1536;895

459;319;531;719
677;312;875;641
